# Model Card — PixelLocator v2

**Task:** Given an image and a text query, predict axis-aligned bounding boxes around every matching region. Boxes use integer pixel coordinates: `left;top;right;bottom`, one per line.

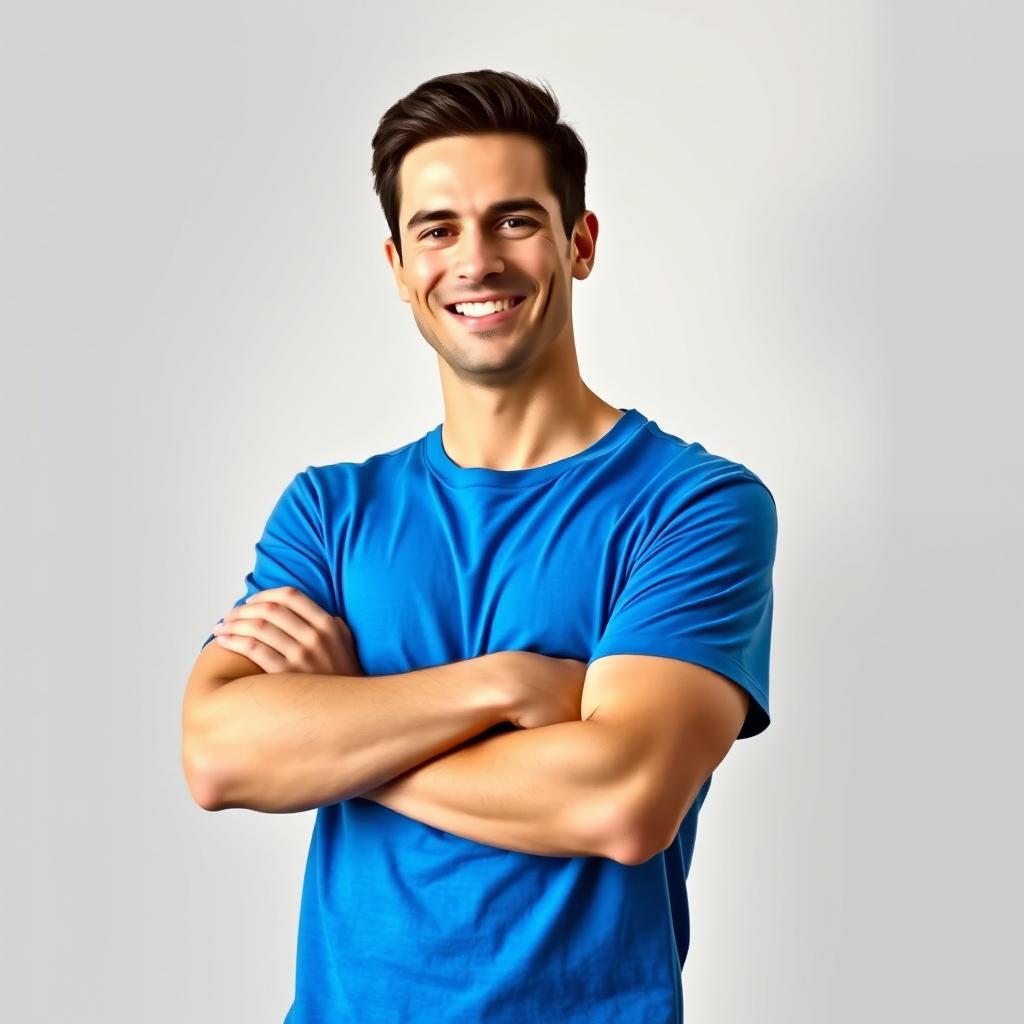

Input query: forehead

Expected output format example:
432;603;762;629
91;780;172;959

398;133;553;219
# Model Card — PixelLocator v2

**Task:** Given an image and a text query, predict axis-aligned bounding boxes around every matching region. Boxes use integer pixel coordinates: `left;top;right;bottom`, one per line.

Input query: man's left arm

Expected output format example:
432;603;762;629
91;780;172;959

363;653;750;864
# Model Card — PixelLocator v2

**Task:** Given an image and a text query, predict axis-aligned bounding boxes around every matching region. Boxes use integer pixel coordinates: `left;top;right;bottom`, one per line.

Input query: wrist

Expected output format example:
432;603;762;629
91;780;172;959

477;651;520;723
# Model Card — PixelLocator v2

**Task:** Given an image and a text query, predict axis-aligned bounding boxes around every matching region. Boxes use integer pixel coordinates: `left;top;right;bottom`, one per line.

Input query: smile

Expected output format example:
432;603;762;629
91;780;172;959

444;295;526;329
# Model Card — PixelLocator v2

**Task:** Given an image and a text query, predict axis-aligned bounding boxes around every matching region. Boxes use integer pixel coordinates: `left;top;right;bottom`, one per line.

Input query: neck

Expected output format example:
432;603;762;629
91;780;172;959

437;378;623;472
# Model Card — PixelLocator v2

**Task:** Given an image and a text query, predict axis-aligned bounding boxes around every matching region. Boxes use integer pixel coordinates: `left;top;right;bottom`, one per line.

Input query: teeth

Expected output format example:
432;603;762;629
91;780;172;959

454;297;519;317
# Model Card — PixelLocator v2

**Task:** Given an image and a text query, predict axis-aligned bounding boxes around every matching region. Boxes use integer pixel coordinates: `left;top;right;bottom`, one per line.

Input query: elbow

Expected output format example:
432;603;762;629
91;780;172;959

591;793;663;866
606;779;707;866
598;782;675;866
182;735;230;812
593;761;671;864
181;692;253;811
604;819;668;866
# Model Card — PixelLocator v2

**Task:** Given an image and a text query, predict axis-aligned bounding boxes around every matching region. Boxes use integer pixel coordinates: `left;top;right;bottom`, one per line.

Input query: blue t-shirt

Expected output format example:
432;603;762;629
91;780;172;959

201;407;777;1023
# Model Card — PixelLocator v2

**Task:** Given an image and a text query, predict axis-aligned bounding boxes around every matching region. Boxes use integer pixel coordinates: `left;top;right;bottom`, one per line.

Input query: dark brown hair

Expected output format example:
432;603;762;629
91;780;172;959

371;70;588;264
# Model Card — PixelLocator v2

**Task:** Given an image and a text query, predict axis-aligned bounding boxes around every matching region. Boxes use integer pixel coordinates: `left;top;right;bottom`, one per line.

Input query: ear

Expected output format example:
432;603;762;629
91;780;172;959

570;210;599;282
383;236;411;303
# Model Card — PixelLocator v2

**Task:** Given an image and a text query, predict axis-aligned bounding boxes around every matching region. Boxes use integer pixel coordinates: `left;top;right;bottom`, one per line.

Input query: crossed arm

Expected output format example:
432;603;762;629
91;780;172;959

360;713;642;862
361;652;750;865
188;595;750;865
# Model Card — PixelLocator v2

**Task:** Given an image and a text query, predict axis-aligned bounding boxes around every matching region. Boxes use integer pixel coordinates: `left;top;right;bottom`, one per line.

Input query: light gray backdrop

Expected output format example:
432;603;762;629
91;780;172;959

3;1;1020;1021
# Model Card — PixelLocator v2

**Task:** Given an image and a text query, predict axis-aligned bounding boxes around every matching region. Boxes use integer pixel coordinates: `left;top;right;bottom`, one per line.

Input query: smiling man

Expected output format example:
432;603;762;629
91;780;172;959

182;70;778;1023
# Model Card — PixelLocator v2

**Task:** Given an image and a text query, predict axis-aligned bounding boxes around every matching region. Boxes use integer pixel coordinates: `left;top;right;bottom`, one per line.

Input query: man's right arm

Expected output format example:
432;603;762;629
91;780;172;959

181;644;513;814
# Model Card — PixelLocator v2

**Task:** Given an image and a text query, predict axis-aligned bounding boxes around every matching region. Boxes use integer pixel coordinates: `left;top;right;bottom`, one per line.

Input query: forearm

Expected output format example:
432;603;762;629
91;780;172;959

187;655;509;813
363;717;644;862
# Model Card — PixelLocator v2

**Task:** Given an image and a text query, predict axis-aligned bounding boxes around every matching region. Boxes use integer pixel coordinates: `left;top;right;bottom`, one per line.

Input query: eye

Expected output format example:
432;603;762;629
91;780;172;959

500;217;536;230
418;217;538;242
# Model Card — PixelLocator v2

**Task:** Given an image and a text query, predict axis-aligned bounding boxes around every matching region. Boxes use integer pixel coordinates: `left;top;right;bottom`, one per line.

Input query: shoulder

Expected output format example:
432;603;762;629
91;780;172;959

299;427;431;512
632;417;777;526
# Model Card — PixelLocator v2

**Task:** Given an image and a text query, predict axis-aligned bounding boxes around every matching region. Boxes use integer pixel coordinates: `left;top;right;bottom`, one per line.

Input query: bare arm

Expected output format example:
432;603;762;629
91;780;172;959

182;647;510;814
364;656;750;865
364;716;638;862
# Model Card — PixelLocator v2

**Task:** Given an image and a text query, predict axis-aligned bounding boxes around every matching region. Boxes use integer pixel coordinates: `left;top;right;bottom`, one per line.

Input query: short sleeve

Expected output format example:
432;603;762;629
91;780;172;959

588;472;778;739
200;468;337;650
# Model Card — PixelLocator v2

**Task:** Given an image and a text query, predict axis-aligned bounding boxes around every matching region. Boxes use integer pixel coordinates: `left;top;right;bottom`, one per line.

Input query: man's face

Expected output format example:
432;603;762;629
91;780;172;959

384;132;596;382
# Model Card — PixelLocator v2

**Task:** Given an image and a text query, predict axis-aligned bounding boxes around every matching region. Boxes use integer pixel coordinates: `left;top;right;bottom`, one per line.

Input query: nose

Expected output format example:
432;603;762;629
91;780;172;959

453;223;504;281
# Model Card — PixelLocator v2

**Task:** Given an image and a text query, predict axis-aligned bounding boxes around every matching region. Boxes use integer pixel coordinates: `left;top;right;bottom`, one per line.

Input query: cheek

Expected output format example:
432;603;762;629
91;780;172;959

521;240;559;278
410;259;444;305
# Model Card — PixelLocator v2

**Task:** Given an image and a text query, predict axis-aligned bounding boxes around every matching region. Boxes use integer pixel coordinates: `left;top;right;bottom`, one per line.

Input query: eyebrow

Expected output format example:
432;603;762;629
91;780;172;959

405;197;549;233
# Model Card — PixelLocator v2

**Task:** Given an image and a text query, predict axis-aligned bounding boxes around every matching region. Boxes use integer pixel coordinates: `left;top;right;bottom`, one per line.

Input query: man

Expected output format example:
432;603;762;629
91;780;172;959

182;69;777;1023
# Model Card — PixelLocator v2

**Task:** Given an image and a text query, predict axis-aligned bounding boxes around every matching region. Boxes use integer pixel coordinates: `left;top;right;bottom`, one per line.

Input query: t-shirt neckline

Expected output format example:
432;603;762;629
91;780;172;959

423;407;647;489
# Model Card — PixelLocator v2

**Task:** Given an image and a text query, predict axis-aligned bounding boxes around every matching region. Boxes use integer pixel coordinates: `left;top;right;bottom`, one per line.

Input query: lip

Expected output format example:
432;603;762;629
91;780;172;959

444;295;527;330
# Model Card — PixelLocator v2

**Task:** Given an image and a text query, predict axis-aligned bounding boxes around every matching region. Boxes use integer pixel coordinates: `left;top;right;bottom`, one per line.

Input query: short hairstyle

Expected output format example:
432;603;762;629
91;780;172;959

371;70;588;264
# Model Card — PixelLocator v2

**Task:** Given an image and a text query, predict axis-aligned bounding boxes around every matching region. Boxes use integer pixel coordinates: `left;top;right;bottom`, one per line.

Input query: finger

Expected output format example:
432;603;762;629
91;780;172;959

214;613;310;667
212;633;290;674
243;587;335;632
234;589;349;670
224;600;321;649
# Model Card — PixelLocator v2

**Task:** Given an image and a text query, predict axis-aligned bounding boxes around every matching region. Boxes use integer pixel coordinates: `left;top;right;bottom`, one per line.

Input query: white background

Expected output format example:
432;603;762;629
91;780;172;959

2;1;1020;1020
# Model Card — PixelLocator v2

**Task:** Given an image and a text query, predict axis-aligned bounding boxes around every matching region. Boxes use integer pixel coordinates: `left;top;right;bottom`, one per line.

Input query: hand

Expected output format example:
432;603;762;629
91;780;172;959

210;586;363;677
494;652;588;730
